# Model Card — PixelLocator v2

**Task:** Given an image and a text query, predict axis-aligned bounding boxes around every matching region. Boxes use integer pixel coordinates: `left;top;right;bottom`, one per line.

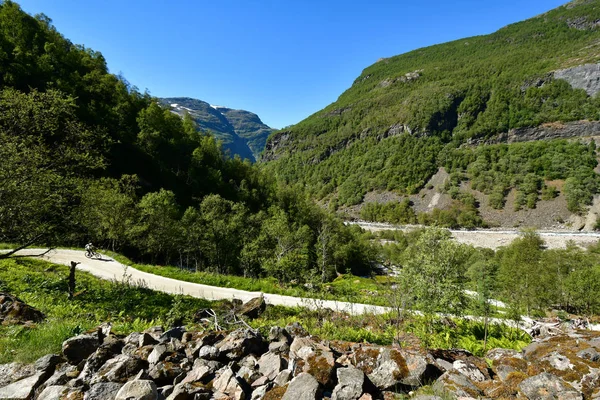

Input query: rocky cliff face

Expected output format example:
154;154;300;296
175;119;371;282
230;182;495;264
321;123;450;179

555;63;600;96
160;98;273;162
468;120;600;145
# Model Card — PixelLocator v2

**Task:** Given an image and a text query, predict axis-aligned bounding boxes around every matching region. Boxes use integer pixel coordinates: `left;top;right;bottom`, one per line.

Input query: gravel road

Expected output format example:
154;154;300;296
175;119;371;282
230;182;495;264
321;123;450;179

352;221;600;249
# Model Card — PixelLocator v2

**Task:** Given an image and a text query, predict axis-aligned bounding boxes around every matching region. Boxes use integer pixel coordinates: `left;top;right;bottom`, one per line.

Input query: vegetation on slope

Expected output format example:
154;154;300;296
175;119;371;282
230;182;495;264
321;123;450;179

0;0;374;281
263;0;600;220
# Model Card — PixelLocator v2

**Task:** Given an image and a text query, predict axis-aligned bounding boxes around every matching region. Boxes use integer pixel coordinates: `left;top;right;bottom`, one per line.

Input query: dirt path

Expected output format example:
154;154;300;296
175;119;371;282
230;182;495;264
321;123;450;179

8;249;388;316
353;222;600;250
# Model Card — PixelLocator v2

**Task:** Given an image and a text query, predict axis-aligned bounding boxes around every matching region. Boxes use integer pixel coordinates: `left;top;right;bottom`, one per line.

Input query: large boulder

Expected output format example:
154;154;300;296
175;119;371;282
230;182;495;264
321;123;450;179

238;296;266;319
0;363;35;388
518;372;582;400
367;349;440;390
281;373;320;400
0;293;45;325
115;379;158;400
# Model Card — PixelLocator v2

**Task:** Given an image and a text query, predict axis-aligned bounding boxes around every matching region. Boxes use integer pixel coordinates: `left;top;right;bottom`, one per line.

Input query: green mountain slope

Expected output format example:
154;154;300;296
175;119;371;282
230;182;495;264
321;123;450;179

262;0;600;222
161;97;273;162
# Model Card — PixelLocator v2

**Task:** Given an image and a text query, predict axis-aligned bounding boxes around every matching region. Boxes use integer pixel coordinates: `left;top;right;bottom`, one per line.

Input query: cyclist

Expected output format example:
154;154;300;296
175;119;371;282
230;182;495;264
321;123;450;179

85;242;95;257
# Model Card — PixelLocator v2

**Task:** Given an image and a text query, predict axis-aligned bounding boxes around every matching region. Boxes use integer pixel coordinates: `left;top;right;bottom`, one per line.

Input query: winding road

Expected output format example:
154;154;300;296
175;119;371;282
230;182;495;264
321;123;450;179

12;248;600;332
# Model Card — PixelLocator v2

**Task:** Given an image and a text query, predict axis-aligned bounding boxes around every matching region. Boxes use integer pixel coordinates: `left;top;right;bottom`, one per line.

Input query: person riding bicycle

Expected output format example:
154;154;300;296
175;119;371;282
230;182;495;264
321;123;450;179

85;242;95;256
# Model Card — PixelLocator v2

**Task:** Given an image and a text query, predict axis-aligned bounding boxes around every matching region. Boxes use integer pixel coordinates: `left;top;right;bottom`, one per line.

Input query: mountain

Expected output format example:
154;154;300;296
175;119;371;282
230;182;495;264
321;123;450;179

262;0;600;229
160;97;273;162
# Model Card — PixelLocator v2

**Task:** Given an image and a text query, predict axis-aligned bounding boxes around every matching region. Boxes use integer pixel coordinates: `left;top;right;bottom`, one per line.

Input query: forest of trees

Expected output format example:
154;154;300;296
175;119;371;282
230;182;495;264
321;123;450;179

0;1;375;282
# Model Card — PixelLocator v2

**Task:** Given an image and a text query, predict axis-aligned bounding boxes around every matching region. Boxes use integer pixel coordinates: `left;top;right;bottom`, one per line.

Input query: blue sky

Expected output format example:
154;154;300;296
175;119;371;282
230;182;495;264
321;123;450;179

17;0;567;129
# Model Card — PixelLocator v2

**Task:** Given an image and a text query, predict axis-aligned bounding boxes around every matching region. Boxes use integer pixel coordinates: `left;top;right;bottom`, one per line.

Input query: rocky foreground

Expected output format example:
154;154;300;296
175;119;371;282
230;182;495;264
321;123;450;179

0;319;599;400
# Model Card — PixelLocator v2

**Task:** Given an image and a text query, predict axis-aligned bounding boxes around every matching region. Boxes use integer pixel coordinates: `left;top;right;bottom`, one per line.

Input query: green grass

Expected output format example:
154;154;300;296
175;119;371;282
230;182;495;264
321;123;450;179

0;256;529;363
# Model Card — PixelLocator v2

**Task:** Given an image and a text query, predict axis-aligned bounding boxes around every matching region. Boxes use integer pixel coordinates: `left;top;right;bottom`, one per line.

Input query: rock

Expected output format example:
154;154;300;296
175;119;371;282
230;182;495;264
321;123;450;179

139;333;158;347
84;382;123;400
62;334;100;364
0;363;35;387
412;397;443;400
541;351;574;371
216;329;265;361
285;322;308;338
166;382;211;400
197;345;220;360
281;373;320;400
89;354;146;384
148;344;170;365
258;352;286;381
268;327;292;344
41;363;80;389
519;372;582;400
555;63;600;97
34;354;63;375
115;379;158;400
0;292;45;325
251;384;271;400
180;364;212;385
577;347;600;362
486;348;522;361
148;361;185;386
273;370;292;387
238;296;266;319
368;349;440;390
434;358;453;372
159;327;186;343
144;326;164;340
0;372;46;400
332;366;366;400
268;341;290;354
37;385;69;400
212;367;247;400
433;371;482;398
159;385;174;399
452;360;485;382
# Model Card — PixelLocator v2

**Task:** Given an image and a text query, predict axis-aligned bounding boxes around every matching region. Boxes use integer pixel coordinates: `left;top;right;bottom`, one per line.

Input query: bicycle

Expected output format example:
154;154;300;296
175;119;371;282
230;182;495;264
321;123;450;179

85;249;102;259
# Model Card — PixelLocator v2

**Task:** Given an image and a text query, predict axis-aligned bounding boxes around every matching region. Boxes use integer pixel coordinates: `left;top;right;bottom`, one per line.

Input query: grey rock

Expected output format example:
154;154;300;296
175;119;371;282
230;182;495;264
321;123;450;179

197;345;220;360
62;334;100;364
541;351;573;371
555;63;600;96
518;372;582;400
486;348;521;361
90;354;146;384
0;363;35;387
268;327;292;344
115;379;158;400
237;365;261;384
251;376;269;388
412;397;443;400
281;373;320;400
84;382;123;400
41;363;79;389
577;347;600;362
159;385;174;399
434;358;453;372
124;331;142;346
216;329;265;361
368;349;438;390
273;370;292;387
34;354;63;375
0;372;46;400
238;296;266;319
159;327;186;343
251;384;271;400
452;360;485;382
181;364;212;385
284;322;308;338
212;367;247;400
268;341;290;354
433;371;482;398
166;382;211;400
144;326;164;340
148;344;170;365
121;343;138;357
139;333;159;347
258;352;286;381
37;385;69;400
332;366;364;400
148;360;185;386
495;364;518;382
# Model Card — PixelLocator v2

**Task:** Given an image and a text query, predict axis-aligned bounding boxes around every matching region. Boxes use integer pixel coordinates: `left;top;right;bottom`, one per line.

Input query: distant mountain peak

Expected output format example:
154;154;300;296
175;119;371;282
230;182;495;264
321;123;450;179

160;97;273;162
